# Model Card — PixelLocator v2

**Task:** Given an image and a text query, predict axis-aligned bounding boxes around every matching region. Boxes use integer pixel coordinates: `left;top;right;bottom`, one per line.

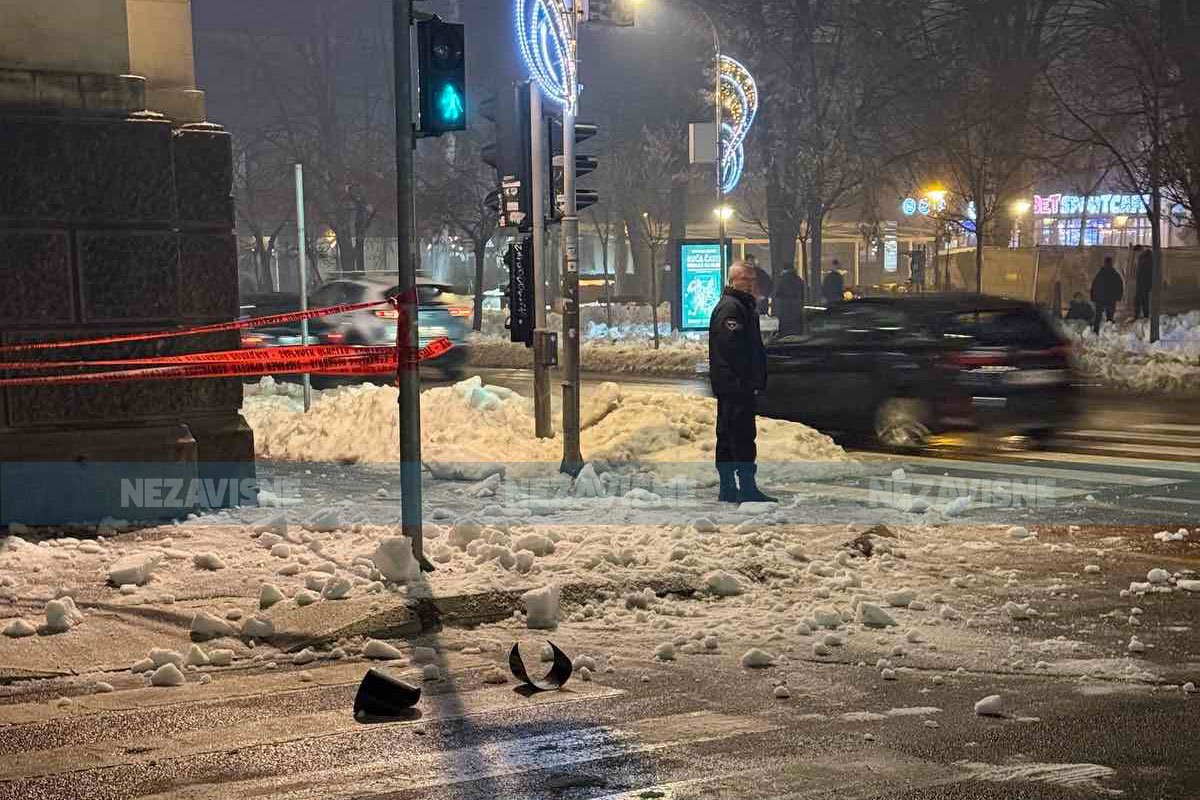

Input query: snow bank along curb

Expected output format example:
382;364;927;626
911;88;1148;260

243;379;856;490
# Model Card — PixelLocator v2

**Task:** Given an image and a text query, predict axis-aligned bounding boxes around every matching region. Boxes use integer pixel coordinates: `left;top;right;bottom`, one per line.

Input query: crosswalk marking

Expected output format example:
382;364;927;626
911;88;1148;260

1146;496;1200;507
1064;429;1200;447
1133;423;1200;434
891;474;1093;499
1016;444;1200;467
868;453;1186;486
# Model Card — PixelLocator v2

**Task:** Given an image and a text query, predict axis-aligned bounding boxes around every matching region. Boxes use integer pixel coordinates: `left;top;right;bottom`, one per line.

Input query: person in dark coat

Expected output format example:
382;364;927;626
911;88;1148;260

771;267;805;336
709;261;775;504
822;262;846;306
1065;292;1094;323
1090;256;1124;334
1133;246;1154;320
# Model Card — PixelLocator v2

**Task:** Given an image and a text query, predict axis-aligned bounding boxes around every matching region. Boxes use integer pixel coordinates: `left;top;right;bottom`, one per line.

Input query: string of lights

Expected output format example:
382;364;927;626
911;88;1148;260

515;0;577;111
717;55;757;194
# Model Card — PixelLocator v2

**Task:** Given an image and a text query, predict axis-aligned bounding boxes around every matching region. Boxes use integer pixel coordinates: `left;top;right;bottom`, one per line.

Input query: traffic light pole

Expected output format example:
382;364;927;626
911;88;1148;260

530;87;553;440
393;0;432;572
560;3;583;476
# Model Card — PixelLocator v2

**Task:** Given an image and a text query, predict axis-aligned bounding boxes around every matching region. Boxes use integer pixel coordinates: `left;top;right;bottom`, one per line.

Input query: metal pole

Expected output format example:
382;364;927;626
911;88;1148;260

560;1;583;475
393;0;430;572
295;163;312;413
711;17;725;279
530;86;553;439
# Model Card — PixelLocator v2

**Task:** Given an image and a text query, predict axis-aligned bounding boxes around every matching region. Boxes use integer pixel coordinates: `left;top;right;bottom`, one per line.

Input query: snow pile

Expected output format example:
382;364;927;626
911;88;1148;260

371;537;420;584
523;584;560;630
244;380;855;487
44;597;83;633
467;335;705;377
3;618;36;638
107;553;160;587
1069;313;1200;395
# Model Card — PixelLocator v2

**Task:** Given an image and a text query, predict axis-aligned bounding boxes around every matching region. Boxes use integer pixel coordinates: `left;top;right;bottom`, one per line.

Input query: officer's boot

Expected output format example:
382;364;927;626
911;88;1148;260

736;464;778;504
717;465;740;503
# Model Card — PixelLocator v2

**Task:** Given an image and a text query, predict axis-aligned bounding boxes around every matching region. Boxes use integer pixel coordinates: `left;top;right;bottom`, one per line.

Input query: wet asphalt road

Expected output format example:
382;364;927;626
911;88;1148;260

2;526;1199;799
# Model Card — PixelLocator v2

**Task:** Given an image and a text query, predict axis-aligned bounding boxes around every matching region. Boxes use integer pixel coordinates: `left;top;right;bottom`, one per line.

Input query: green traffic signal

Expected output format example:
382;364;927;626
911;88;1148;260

417;19;467;136
437;83;465;125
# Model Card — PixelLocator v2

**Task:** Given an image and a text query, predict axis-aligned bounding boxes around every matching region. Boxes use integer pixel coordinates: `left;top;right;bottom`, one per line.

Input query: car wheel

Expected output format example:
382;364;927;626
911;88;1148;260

874;397;932;451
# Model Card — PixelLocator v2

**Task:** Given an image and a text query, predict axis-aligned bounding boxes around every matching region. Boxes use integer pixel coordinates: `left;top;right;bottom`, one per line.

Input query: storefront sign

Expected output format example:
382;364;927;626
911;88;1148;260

677;241;727;331
1033;193;1150;217
901;196;948;216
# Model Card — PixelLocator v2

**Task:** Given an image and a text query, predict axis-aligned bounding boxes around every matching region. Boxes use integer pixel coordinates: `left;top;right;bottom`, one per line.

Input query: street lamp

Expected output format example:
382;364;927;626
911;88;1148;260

714;205;735;222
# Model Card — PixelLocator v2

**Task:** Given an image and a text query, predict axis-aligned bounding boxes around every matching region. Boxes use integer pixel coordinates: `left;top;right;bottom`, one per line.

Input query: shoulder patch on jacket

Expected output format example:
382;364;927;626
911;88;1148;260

724;318;741;331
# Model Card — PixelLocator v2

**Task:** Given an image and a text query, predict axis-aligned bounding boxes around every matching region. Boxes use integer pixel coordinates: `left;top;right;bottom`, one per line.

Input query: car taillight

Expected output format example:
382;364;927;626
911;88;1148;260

321;332;347;345
374;309;400;320
945;349;1010;368
448;307;472;318
241;335;266;348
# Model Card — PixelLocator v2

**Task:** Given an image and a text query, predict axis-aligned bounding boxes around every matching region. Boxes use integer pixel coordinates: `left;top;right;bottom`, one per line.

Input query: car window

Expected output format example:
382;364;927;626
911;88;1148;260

310;283;347;307
938;308;1059;346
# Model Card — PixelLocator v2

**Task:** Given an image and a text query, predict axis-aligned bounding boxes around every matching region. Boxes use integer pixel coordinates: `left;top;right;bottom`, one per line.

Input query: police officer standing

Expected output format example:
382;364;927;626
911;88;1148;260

709;261;776;504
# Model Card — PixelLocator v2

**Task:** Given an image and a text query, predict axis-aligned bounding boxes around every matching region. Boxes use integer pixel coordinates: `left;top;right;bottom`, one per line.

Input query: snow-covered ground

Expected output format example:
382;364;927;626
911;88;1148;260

1068;313;1200;396
243;377;853;487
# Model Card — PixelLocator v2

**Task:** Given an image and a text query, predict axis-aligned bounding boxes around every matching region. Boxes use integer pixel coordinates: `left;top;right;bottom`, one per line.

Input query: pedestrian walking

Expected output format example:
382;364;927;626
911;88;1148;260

1133;245;1154;320
1090;255;1124;334
709;261;776;504
771;267;805;336
822;262;845;306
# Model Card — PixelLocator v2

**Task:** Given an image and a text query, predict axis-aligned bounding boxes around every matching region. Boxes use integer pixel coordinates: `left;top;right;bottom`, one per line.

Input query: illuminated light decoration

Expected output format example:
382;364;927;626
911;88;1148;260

900;196;948;216
717;55;758;194
515;0;577;112
1032;193;1151;217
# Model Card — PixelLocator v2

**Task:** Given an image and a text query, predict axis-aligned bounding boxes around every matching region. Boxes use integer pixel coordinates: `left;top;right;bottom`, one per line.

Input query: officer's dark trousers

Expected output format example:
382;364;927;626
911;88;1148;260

716;393;758;470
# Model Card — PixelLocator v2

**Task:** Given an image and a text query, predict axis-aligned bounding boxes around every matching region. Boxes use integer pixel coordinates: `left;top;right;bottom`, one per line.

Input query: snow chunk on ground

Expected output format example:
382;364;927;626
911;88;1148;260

740;648;774;669
774;686;791;699
1177;580;1200;593
1127;636;1147;654
191;612;236;640
363;639;404;660
1008;526;1034;540
193;552;226;571
240;615;275;640
655;642;676;661
885;588;917;608
974;694;1004;716
208;649;234;667
107;553;160;587
513;533;555;557
3;618;36;638
449;520;484;550
859;603;897;629
702;570;742;597
185;645;210;667
371;537;420;583
322;576;353;600
1147;568;1171;584
148;648;184;668
44;597;83;633
523;584;561;630
1084;565;1102;574
260;584;285;609
150;663;186;687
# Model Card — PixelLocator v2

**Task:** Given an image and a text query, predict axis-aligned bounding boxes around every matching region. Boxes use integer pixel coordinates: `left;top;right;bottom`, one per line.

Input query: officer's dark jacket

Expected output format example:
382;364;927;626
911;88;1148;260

708;288;768;397
1091;265;1124;305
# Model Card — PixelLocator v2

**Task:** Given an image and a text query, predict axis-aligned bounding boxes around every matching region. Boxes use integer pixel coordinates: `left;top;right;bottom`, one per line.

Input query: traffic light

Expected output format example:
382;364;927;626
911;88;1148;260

548;120;600;220
417;19;467;137
479;93;501;174
504;236;536;346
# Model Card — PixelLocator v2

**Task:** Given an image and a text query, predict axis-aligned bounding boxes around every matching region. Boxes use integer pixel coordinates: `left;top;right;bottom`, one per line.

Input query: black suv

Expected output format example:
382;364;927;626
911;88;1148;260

758;294;1080;449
